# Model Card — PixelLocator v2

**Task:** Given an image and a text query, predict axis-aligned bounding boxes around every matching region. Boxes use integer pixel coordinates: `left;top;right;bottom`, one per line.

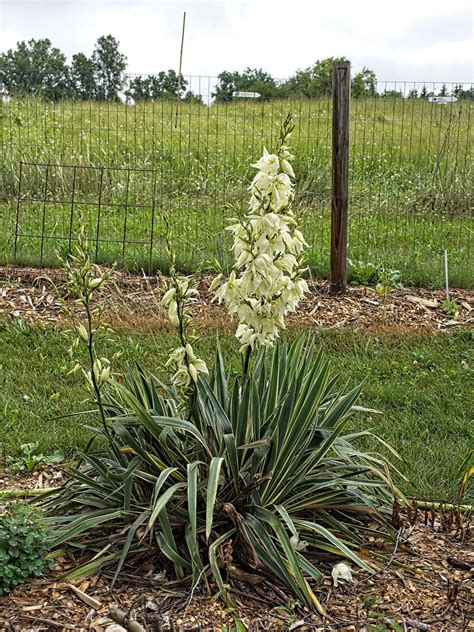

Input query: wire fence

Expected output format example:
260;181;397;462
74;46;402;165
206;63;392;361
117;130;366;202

1;76;473;286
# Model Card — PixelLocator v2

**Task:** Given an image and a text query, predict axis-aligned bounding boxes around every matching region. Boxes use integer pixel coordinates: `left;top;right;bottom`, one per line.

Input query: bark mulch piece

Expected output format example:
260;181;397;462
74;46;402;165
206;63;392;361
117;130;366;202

0;265;472;331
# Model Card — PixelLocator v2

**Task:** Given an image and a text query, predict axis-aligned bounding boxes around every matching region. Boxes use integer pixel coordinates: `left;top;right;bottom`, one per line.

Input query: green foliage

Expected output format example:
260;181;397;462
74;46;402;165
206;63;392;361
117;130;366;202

349;260;402;291
442;300;459;316
0;38;70;100
124;71;201;103
6;442;63;473
45;337;400;607
351;67;377;98
281;57;345;98
213;68;279;102
91;35;127;102
70;52;96;100
349;259;380;285
0;35;127;102
2;93;471;287
1;323;471;501
0;506;50;596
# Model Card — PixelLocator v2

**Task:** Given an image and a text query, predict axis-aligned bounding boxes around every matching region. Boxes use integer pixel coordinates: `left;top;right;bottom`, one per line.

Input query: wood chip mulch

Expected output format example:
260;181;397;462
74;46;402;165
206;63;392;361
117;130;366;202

0;470;473;631
0;265;473;332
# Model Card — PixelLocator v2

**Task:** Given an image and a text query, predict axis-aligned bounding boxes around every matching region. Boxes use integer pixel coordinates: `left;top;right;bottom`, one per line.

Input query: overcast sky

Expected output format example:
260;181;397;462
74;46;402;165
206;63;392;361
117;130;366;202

1;0;473;86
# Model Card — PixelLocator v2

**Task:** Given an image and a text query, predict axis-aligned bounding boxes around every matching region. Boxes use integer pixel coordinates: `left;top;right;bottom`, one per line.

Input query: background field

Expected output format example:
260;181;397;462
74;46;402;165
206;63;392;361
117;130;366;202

1;90;472;287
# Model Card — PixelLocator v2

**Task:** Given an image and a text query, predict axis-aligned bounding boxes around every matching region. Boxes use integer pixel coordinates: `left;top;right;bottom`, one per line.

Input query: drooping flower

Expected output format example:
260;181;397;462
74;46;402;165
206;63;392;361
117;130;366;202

214;114;309;351
162;276;208;388
331;562;354;587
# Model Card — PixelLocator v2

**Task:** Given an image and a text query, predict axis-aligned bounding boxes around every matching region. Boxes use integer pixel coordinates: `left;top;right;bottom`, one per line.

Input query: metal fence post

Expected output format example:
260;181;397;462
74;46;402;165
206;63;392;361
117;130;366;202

330;60;351;294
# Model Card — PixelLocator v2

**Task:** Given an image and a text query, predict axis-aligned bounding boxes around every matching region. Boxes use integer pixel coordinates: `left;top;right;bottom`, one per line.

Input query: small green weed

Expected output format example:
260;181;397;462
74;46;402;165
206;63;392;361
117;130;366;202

442;300;459;316
0;506;50;595
349;259;380;285
5;442;64;473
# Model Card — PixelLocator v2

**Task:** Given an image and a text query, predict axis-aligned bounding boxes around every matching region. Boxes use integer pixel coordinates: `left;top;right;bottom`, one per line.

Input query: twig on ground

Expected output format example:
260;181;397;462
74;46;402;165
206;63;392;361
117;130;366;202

108;607;147;632
403;618;430;631
19;615;78;629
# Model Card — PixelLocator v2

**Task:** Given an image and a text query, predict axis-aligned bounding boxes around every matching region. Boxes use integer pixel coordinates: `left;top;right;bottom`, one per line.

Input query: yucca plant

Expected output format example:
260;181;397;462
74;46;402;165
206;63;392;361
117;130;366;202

44;337;401;610
43;114;403;611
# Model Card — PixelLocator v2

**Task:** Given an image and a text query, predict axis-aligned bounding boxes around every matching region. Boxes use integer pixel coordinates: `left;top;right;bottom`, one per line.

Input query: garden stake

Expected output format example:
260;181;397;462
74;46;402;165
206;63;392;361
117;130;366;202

444;249;450;302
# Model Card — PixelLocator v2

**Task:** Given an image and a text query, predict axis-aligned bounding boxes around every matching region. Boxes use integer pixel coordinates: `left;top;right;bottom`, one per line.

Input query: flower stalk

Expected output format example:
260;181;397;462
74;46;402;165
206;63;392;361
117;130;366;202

214;113;309;353
161;212;208;391
58;212;118;441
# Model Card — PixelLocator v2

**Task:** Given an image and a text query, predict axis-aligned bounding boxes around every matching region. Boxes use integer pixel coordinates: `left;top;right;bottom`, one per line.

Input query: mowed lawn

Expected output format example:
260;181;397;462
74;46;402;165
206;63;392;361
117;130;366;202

0;319;472;504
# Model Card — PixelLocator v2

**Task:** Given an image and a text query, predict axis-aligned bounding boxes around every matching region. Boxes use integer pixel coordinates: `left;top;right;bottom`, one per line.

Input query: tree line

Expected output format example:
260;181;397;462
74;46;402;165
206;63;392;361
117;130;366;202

0;36;472;103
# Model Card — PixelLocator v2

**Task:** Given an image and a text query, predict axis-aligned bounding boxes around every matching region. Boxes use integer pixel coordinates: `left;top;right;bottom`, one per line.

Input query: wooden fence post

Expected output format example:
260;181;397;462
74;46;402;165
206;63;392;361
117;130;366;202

330;60;351;294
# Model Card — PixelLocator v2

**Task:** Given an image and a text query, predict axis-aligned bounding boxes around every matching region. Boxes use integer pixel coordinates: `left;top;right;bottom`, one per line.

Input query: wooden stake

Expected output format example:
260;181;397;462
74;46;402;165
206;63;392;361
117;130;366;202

330;60;351;294
175;11;186;129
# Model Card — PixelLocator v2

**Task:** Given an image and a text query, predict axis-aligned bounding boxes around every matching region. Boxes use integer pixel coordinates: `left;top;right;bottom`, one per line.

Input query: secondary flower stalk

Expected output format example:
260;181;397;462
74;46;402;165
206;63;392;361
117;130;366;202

161;276;209;388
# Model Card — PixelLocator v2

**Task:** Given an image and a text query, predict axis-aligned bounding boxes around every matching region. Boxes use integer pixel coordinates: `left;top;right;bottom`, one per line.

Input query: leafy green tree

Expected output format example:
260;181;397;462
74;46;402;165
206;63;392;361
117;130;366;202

438;83;448;97
125;70;190;102
407;88;419;99
0;38;70;100
183;90;203;104
280;57;348;98
456;86;474;100
70;53;95;100
451;83;473;99
351;67;377;98
213;68;278;102
91;35;127;101
381;89;404;99
419;85;433;99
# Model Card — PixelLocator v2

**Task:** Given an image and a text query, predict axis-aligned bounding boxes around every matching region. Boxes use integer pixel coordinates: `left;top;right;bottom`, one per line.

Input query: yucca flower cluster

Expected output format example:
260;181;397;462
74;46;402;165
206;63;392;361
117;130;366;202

214;114;309;350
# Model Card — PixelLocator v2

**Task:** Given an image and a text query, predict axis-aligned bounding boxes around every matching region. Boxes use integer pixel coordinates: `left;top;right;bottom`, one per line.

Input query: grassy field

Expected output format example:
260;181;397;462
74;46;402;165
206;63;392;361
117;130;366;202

0;319;472;504
1;96;472;286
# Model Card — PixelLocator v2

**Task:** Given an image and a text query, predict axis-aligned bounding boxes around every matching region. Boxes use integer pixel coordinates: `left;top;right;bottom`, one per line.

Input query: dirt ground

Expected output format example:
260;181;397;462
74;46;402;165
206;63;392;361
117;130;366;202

0;468;472;631
0;265;473;332
1;267;473;630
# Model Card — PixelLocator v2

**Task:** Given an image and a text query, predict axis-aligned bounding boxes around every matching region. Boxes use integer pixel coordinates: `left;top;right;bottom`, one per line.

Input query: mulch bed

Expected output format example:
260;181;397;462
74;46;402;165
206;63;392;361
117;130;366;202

0;469;472;631
1;268;473;630
0;265;473;331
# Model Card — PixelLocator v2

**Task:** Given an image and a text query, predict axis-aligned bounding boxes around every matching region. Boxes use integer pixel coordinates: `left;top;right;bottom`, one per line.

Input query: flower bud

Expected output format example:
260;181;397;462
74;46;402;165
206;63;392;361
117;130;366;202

89;278;103;289
209;274;223;293
162;287;176;305
76;324;88;341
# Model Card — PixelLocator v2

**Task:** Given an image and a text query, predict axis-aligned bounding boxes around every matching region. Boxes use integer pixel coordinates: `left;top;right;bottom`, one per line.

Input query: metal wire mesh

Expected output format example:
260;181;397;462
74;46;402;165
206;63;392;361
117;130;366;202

1;75;472;286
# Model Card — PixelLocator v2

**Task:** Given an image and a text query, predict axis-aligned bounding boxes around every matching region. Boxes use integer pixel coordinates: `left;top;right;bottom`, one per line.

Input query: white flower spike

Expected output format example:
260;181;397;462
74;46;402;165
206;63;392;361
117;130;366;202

214;114;309;351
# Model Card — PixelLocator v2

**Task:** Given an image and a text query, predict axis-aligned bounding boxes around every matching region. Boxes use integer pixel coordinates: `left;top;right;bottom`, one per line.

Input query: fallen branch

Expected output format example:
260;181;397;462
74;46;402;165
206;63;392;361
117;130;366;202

408;499;472;512
0;486;58;500
108;608;146;632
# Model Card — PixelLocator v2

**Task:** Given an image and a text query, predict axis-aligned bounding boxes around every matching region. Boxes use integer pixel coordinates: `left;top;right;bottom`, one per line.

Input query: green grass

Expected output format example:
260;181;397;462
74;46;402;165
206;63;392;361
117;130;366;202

0;319;472;503
1;96;472;287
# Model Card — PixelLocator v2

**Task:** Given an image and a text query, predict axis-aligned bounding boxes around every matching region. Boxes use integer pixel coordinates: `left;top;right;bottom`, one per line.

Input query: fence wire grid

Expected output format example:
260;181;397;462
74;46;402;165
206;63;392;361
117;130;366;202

1;76;473;287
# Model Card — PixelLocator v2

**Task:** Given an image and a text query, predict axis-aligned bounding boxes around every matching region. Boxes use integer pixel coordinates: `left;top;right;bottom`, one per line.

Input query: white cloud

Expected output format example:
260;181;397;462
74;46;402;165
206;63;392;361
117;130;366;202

0;0;472;83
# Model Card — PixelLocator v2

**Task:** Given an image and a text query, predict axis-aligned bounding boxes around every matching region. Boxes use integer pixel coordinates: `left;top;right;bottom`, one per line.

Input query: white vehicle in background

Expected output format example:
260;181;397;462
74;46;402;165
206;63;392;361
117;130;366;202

428;96;457;103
